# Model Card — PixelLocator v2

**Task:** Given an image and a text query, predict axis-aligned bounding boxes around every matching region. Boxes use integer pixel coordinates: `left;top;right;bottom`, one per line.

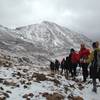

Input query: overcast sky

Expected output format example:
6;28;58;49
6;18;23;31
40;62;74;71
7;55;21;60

0;0;100;41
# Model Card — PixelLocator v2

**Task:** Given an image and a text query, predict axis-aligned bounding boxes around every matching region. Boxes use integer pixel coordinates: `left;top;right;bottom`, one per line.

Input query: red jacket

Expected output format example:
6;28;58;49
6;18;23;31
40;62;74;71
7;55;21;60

79;48;90;63
71;52;79;64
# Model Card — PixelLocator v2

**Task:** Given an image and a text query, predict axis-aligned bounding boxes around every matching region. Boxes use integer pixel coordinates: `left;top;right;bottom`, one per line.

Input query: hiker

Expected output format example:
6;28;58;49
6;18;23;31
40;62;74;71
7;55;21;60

71;49;79;77
50;61;55;73
55;59;60;73
69;48;79;77
68;49;73;77
65;56;70;75
60;58;66;74
79;43;90;82
88;41;100;93
69;48;75;77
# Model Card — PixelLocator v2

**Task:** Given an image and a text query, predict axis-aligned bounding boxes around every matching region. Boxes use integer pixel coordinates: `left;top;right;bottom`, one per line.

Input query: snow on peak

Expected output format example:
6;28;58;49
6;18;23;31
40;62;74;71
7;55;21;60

14;21;91;50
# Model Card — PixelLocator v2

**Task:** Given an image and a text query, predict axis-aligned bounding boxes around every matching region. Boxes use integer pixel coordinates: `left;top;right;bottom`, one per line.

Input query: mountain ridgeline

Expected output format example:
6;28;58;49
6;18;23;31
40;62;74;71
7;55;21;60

0;21;92;65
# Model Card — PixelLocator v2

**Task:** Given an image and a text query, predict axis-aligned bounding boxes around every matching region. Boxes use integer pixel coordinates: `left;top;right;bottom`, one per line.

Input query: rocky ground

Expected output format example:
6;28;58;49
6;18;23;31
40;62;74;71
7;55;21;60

0;63;100;100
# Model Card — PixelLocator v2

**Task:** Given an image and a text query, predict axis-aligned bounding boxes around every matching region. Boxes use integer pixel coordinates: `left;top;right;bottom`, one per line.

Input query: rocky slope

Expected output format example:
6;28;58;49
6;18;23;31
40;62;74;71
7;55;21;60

0;65;100;100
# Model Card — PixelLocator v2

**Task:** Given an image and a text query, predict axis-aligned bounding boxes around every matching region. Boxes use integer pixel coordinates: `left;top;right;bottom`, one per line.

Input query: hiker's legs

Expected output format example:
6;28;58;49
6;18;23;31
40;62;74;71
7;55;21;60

92;78;97;93
82;63;88;82
64;69;69;79
61;68;63;74
73;64;77;76
69;66;73;77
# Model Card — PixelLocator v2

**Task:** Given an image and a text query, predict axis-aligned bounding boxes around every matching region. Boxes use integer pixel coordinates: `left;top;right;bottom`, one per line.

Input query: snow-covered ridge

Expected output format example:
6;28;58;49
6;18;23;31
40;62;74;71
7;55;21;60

15;21;91;50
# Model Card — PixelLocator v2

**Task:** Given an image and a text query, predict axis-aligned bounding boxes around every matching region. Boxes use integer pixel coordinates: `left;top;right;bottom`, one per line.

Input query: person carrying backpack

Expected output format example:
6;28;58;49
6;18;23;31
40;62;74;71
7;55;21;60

79;43;90;82
71;49;79;77
70;48;79;77
60;58;66;74
50;61;55;73
68;49;74;77
64;56;70;79
88;41;100;93
55;59;60;73
69;48;79;77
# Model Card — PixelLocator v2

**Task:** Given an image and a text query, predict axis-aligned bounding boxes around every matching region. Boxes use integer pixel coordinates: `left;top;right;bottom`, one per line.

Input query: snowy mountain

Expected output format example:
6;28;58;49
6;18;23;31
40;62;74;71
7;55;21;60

0;21;92;65
15;21;92;52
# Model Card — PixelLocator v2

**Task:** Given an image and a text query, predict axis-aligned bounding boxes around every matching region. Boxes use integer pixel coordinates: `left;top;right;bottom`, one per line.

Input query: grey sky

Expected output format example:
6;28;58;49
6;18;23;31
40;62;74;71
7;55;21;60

0;0;100;41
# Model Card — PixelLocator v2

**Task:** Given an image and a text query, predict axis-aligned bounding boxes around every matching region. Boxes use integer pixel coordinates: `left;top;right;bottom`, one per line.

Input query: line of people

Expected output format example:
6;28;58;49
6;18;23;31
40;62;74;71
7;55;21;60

50;41;100;93
50;43;90;81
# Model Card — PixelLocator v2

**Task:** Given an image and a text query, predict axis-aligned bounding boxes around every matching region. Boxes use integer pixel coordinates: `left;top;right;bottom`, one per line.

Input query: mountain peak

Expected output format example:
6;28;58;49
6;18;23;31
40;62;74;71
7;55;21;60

42;21;54;24
13;21;91;50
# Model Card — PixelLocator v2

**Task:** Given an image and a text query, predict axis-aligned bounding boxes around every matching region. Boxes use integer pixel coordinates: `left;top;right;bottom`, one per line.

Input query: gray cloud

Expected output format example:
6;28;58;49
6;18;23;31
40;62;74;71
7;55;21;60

0;0;100;41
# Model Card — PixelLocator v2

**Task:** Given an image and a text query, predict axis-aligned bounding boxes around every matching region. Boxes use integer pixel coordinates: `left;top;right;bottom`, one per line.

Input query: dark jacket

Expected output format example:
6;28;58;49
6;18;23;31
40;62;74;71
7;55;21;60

61;59;66;69
90;48;100;79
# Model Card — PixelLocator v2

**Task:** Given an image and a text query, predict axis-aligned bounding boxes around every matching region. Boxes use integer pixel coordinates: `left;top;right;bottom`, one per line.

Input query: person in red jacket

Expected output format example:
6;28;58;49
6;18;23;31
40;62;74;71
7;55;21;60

79;43;90;82
69;48;79;77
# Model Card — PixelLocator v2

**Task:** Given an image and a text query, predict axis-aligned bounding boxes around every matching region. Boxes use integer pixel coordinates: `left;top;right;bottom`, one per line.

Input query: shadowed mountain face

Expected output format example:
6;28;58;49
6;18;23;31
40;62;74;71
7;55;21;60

0;21;92;65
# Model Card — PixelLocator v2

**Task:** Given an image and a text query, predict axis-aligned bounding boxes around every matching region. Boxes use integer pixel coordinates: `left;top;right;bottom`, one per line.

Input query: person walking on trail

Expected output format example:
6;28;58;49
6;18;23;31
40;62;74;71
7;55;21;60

88;42;100;93
55;59;60;73
68;49;74;77
79;43;90;82
64;56;70;78
71;49;79;77
60;58;66;75
50;61;55;73
69;48;79;77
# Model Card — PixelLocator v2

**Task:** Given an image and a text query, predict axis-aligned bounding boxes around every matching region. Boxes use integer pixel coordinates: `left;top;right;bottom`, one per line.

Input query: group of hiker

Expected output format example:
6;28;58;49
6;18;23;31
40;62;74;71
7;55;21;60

50;41;100;93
